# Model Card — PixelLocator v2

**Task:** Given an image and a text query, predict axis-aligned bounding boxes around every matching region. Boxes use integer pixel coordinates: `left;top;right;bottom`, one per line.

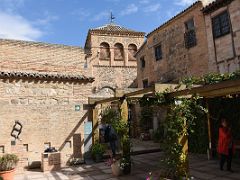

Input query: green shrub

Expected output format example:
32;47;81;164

0;154;19;171
90;142;106;157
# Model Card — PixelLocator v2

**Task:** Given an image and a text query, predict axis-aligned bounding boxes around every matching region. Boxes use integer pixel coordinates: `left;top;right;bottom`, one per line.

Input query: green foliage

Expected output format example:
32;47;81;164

188;100;208;154
139;90;174;107
0;154;19;171
162;97;206;178
90;142;106;157
112;120;128;137
101;106;131;166
181;70;240;87
101;108;120;124
120;156;131;169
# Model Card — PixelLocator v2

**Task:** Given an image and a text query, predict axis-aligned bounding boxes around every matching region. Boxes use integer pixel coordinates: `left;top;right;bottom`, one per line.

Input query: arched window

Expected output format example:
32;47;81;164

100;42;110;60
114;43;124;60
128;44;137;61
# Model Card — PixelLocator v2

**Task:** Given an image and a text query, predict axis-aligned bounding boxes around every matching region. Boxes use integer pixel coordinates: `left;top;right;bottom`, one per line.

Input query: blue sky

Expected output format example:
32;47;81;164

0;0;212;47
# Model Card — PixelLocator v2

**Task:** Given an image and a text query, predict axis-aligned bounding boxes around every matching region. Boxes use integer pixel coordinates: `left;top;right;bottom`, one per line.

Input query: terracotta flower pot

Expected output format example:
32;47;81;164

111;161;122;176
0;168;15;180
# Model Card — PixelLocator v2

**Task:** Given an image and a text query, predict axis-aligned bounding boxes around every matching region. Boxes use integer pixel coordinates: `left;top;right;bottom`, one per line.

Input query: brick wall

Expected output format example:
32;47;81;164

0;39;89;75
136;2;209;88
205;0;240;73
0;39;93;170
0;78;92;170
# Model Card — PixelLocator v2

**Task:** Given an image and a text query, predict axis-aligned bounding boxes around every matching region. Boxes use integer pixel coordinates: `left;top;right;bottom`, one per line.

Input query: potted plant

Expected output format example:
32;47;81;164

107;157;122;176
90;142;106;162
0;154;19;180
120;156;131;175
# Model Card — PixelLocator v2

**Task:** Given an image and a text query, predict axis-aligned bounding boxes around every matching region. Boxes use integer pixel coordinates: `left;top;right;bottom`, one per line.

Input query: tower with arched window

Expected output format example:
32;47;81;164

84;23;145;97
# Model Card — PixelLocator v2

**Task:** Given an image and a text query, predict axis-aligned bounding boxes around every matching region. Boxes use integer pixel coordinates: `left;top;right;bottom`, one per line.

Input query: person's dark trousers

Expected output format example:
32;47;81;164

220;149;233;170
227;148;233;171
110;140;116;157
220;154;226;170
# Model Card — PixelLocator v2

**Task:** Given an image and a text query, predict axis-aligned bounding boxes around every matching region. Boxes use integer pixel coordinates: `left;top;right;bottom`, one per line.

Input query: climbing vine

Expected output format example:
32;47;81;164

181;70;240;87
139;89;207;178
161;96;207;178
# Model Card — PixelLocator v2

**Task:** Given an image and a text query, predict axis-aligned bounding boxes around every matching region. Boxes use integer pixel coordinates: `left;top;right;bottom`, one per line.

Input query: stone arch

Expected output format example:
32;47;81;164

128;44;137;61
93;86;116;97
100;42;110;60
114;43;124;60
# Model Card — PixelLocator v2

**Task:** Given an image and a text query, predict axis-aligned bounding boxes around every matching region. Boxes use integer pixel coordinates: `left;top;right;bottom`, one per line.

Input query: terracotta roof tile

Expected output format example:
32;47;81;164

90;23;145;36
0;71;94;82
202;0;234;14
0;39;84;50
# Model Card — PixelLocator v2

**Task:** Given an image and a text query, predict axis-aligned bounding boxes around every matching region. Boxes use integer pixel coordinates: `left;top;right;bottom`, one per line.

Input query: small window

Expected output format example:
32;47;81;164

155;45;162;61
212;11;230;38
23;144;29;152
184;19;197;49
185;19;195;31
142;79;148;88
0;146;4;153
140;56;145;68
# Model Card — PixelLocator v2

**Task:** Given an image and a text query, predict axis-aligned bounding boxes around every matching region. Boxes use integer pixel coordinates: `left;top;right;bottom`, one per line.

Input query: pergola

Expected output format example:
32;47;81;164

89;78;240;173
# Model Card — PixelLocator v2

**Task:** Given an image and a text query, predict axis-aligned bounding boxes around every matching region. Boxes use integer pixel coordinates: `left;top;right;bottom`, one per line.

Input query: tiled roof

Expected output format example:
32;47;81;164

0;39;84;50
0;71;94;82
90;23;145;36
202;0;234;14
147;1;202;37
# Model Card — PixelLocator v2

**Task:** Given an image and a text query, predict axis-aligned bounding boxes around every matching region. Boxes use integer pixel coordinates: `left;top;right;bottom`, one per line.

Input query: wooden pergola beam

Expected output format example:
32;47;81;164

124;86;154;97
94;97;120;105
169;79;240;98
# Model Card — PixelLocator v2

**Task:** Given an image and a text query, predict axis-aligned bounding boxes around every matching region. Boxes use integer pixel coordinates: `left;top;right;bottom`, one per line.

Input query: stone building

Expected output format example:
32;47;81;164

0;23;144;171
203;0;240;73
136;1;209;88
85;23;145;97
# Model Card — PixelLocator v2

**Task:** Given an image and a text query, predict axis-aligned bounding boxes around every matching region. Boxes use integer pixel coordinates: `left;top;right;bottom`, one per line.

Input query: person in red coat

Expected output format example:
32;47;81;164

218;117;234;172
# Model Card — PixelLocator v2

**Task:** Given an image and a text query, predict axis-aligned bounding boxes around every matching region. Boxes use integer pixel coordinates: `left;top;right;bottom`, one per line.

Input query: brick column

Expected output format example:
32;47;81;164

124;49;128;66
110;48;114;66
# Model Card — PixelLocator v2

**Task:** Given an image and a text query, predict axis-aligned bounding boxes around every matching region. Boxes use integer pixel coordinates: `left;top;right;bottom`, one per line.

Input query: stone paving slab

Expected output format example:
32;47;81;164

15;152;240;180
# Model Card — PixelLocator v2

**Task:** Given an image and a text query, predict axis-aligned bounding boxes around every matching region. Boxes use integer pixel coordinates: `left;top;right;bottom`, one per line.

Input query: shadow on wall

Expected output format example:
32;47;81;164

58;111;89;163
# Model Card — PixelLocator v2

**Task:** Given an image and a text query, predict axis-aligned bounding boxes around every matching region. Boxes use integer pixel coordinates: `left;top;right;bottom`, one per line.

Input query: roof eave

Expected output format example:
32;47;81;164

89;29;145;37
202;0;234;14
146;1;202;38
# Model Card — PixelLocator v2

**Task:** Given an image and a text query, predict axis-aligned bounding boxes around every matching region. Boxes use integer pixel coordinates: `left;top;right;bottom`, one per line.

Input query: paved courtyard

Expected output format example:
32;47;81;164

14;152;240;180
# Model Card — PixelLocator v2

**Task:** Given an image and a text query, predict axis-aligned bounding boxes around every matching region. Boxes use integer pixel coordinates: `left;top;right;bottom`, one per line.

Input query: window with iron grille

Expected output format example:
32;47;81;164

212;11;230;38
142;79;148;88
155;45;162;61
140;56;145;68
184;19;197;49
185;30;197;49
